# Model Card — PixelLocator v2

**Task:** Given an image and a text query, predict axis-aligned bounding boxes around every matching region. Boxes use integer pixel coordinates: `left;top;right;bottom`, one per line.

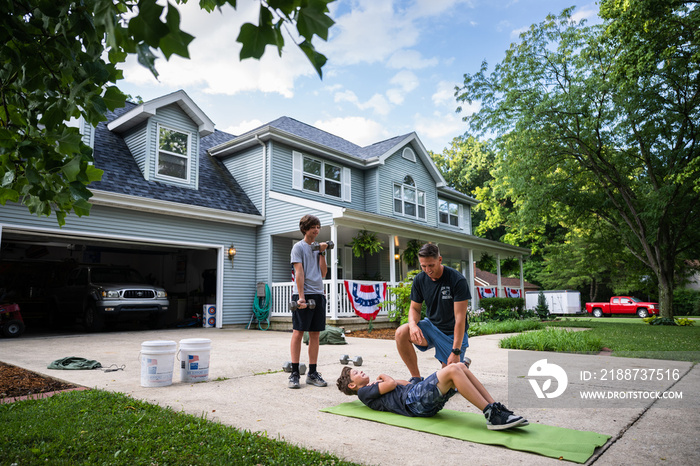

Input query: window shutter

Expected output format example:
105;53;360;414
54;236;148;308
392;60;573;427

459;204;464;229
343;167;351;202
292;151;303;190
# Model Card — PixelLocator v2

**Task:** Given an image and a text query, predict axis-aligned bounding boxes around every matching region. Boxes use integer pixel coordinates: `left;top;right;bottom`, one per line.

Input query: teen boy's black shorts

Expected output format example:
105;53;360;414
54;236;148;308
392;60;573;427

291;294;326;332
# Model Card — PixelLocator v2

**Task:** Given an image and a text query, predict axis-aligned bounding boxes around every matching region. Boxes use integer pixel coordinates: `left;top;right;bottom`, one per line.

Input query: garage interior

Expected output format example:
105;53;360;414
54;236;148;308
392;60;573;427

0;229;217;332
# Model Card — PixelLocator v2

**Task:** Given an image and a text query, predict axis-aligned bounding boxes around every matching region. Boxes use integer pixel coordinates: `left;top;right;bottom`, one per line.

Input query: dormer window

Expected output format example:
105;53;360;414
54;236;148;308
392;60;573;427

439;198;460;227
157;124;190;182
393;175;426;220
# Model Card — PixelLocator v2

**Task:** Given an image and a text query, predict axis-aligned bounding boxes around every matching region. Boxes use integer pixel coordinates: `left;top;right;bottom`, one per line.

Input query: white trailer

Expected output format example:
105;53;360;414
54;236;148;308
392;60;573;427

525;290;582;315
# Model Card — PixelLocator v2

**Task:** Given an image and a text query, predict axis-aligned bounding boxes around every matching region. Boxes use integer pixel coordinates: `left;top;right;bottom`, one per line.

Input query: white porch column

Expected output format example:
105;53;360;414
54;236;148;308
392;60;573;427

519;256;524;296
468;248;475;309
330;223;339;319
496;253;502;297
389;235;397;283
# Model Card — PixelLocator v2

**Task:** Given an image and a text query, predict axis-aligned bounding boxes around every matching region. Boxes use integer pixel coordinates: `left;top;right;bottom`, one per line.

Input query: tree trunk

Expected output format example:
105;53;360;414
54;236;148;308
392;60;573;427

657;276;674;319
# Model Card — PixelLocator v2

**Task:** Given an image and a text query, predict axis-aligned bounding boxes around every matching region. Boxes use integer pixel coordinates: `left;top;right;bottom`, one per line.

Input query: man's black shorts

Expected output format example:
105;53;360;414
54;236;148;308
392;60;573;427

291;294;326;332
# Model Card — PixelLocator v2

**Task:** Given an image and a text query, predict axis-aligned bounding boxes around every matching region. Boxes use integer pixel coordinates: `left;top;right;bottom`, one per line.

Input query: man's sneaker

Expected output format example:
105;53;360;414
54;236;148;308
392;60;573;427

306;371;328;387
288;372;301;389
409;376;424;384
484;403;526;430
493;402;528;426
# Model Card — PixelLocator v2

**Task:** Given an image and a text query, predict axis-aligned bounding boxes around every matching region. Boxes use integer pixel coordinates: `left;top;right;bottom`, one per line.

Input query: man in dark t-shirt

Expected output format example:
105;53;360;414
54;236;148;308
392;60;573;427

395;243;471;383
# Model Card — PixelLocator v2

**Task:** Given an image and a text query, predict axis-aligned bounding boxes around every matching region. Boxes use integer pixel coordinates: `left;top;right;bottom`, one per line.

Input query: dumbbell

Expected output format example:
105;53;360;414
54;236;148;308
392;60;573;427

282;361;307;375
289;299;316;311
311;240;334;251
339;355;363;366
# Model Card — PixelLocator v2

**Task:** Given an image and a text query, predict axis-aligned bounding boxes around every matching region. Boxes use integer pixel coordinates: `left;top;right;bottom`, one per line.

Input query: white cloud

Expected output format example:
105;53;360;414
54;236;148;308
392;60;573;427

432;80;458;108
390;70;419;92
510;26;529;39
333;89;391;115
120;0;314;98
223;119;264;136
386;50;439;70
414;110;465;152
321;0;474;66
313;117;390;147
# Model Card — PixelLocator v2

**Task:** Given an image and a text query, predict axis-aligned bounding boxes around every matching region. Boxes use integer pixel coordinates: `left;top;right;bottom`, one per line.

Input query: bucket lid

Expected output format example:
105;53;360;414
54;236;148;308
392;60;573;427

142;340;177;348
179;338;212;345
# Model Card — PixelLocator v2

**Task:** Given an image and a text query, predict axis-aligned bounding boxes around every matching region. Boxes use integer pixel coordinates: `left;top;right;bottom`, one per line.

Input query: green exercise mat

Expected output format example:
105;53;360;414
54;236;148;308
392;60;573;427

321;400;610;464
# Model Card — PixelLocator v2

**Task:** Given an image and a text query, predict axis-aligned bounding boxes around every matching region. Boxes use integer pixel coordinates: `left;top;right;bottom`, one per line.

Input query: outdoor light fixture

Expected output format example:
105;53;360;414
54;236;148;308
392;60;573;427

228;244;237;268
394;251;400;261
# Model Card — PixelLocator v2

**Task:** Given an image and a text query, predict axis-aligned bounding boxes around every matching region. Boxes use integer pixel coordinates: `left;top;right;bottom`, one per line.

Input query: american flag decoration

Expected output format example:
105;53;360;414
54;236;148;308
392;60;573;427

477;287;498;299
343;280;387;321
188;354;200;370
504;287;522;298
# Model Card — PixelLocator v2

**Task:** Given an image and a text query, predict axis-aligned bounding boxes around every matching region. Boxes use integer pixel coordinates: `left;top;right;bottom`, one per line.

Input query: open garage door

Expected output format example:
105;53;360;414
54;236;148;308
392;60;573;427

0;227;219;333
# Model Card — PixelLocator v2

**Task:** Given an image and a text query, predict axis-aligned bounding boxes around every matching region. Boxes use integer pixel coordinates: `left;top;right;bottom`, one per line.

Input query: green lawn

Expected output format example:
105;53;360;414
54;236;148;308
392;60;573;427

540;317;700;361
0;390;358;466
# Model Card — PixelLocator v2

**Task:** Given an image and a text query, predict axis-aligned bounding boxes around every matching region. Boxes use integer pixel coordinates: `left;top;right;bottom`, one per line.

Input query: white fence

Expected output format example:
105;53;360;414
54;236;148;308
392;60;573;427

269;280;398;318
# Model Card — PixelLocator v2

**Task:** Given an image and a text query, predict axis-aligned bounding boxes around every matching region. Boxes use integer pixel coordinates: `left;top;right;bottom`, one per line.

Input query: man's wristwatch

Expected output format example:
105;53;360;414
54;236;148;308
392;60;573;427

451;348;461;355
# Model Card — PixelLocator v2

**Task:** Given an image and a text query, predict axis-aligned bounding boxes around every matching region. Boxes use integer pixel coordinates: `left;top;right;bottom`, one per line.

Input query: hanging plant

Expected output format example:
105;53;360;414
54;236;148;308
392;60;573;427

349;229;384;258
402;239;422;268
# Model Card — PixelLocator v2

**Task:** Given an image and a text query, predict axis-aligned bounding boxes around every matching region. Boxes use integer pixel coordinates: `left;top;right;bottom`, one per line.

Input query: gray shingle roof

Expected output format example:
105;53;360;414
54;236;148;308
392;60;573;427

91;103;260;216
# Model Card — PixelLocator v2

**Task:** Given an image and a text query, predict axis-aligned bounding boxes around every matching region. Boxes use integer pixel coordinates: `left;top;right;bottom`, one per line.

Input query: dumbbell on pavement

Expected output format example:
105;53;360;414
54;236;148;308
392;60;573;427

289;298;316;311
339;355;363;366
282;361;307;375
311;240;334;251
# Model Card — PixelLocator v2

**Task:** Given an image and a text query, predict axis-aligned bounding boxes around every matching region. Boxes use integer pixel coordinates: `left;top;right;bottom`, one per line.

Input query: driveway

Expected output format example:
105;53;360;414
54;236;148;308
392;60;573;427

1;328;698;465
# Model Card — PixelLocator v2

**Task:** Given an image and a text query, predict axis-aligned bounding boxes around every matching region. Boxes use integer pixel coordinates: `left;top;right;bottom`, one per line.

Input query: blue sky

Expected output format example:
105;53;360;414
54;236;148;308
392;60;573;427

118;0;599;153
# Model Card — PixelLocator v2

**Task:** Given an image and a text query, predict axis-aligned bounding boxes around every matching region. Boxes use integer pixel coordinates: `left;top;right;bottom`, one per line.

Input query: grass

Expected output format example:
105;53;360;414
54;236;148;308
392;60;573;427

468;318;544;336
543;317;700;361
499;327;603;353
0;390;358;466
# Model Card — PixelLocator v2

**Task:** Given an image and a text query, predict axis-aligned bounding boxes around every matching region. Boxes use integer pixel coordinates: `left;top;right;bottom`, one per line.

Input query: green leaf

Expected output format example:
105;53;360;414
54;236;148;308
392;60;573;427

237;22;276;60
296;1;335;41
102;86;127;111
136;43;159;79
85;165;104;183
160;5;195;59
0;187;19;205
62;157;82;183
298;40;327;78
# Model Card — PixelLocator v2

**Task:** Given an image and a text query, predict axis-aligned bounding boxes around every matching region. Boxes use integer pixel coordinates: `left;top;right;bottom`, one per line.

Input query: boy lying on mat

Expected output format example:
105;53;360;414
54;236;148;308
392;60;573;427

336;361;528;430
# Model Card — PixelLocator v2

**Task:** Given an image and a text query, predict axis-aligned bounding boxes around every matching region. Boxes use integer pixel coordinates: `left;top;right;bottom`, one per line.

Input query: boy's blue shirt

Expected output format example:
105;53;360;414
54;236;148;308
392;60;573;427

357;383;415;417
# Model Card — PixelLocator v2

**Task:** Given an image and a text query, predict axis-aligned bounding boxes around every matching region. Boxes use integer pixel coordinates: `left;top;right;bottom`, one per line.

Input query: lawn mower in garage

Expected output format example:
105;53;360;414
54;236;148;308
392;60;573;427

0;303;25;337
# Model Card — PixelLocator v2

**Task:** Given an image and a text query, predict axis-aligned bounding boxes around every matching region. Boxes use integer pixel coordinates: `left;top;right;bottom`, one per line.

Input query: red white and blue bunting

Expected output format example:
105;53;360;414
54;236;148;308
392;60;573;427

343;280;387;321
477;286;498;299
504;287;522;298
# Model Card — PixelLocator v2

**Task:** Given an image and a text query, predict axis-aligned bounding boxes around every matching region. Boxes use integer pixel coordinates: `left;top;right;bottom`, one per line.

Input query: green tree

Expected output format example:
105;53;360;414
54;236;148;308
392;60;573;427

430;135;502;241
0;0;334;225
456;2;700;318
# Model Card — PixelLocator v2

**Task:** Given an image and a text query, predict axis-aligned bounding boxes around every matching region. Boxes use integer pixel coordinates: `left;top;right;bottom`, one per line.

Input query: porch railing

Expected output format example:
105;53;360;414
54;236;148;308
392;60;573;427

269;280;398;318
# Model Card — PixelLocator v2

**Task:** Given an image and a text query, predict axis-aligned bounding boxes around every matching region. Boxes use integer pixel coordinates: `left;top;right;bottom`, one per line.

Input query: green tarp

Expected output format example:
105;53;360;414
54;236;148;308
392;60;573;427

48;357;102;370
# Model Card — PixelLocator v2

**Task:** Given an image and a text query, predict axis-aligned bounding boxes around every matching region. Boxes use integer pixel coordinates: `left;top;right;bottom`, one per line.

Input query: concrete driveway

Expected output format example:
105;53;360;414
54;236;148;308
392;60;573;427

1;327;698;465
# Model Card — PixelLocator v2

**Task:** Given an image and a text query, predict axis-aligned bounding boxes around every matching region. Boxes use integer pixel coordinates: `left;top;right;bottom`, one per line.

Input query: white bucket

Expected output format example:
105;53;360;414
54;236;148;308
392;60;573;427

140;340;177;387
179;338;212;383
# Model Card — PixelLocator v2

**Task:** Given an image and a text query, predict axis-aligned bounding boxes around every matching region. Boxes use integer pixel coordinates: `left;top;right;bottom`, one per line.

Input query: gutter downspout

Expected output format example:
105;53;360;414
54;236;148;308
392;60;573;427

255;135;267;217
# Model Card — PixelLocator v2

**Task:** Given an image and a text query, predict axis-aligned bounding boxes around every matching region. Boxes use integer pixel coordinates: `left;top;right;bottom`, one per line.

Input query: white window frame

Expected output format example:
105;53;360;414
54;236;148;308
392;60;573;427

438;198;461;228
393;176;426;221
156;124;191;183
292;151;350;201
402;147;416;162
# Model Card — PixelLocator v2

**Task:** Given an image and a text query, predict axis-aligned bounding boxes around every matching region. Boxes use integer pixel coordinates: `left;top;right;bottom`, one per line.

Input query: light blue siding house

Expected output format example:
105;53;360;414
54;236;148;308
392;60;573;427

0;90;529;328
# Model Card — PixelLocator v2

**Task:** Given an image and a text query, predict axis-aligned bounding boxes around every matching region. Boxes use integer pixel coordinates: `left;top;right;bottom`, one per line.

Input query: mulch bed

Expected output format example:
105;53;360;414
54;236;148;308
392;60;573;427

345;327;396;340
0;361;79;402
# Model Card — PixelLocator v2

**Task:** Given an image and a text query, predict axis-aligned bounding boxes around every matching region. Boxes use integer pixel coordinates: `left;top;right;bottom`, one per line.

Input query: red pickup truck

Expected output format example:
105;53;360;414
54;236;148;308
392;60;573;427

586;296;659;318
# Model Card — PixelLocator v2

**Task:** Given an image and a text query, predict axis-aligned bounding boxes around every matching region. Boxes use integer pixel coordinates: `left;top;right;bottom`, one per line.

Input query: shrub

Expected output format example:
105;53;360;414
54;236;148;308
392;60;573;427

673;288;700;316
384;270;423;325
478;297;530;320
534;290;551;319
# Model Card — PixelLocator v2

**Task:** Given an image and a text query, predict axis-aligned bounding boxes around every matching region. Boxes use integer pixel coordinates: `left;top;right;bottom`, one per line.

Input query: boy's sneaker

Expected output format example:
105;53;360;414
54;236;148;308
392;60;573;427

494;402;528;426
463;357;472;369
306;371;328;387
409;376;424;384
483;403;526;430
288;372;301;389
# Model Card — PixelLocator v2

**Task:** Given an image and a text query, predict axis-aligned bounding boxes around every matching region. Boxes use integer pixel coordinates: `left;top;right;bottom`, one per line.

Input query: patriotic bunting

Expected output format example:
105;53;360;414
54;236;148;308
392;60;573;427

504;287;522;298
343;280;387;321
477;286;498;299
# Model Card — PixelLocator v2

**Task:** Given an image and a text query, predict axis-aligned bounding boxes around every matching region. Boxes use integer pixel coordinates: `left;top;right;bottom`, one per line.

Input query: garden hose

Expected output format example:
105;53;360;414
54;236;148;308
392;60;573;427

253;283;271;330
